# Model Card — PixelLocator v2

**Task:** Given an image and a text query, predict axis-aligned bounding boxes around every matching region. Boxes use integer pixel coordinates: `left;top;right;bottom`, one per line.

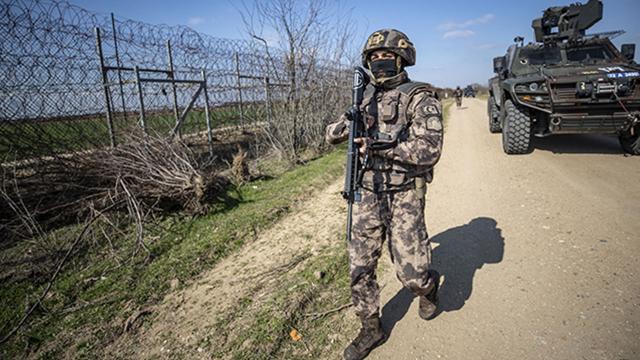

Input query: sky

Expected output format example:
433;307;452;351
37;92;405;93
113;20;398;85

71;0;640;88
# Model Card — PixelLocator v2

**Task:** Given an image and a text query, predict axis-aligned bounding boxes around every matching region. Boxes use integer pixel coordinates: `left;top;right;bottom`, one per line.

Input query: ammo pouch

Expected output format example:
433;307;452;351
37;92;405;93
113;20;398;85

367;119;409;151
368;132;397;151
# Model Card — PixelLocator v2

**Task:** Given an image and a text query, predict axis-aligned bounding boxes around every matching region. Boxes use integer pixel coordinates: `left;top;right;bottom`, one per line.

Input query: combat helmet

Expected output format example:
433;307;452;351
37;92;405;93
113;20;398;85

361;29;416;69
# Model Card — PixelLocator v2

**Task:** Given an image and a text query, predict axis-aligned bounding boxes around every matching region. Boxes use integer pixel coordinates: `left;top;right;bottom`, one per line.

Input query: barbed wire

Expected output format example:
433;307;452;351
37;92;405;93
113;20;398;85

0;0;351;162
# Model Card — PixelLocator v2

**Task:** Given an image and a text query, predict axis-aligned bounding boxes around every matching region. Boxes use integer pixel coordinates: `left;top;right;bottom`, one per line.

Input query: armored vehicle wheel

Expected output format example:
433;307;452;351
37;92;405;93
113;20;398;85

488;97;501;133
501;99;531;154
619;125;640;155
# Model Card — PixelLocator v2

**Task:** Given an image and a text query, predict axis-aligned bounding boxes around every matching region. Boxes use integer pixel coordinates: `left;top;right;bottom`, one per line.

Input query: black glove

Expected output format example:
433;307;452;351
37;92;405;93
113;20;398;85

345;106;359;122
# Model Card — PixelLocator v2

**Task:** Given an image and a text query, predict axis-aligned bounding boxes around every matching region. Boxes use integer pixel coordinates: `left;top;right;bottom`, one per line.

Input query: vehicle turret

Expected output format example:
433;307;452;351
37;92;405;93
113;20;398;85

531;0;602;43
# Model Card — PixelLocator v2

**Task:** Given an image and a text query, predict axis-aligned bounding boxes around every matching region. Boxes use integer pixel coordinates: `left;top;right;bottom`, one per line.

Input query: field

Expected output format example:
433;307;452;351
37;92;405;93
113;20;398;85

0;104;265;162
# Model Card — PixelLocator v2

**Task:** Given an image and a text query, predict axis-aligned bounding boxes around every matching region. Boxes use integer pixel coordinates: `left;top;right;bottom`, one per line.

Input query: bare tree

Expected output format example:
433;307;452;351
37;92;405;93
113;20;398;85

238;0;357;161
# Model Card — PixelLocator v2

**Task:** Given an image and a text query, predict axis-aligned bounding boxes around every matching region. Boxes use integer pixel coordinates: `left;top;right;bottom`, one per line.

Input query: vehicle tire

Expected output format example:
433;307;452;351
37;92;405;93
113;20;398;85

619;124;640;155
488;97;501;133
501;99;532;154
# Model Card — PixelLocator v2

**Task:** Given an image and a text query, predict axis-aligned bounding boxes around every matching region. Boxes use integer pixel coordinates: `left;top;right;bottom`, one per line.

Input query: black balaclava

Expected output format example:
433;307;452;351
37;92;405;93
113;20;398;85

370;58;397;79
369;55;402;82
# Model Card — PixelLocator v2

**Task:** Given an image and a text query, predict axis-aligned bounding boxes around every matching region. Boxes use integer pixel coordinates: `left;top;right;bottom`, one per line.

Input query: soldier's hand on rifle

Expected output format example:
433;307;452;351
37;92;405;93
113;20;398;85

354;137;368;156
345;106;358;122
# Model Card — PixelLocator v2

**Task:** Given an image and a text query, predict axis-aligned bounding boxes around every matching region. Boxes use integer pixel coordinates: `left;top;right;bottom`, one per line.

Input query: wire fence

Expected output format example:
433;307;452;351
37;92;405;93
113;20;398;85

0;0;351;163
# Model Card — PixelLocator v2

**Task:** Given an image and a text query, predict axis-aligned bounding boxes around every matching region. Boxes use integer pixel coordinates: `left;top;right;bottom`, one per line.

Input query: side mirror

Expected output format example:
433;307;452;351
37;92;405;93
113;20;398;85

621;44;635;61
493;56;506;74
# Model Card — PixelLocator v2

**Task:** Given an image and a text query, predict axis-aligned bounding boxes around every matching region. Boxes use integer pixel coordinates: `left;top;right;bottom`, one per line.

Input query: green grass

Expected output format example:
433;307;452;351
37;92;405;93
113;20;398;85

0;146;346;358
206;245;354;359
442;98;453;130
0;104;264;162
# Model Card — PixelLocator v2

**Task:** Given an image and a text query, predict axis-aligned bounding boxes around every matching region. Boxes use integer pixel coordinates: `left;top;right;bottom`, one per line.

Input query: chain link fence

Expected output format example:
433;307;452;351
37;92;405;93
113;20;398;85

0;0;351;163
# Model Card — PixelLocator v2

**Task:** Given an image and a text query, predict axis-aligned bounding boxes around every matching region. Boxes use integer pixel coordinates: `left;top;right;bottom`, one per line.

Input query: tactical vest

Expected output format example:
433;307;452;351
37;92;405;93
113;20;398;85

360;81;437;190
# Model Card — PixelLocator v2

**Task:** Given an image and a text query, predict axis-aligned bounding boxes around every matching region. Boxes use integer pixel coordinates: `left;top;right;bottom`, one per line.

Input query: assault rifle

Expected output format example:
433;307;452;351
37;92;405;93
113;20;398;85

342;67;369;242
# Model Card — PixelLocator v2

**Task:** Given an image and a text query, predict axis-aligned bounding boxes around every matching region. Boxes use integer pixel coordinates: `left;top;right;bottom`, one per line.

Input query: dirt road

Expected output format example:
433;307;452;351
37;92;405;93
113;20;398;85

369;98;640;360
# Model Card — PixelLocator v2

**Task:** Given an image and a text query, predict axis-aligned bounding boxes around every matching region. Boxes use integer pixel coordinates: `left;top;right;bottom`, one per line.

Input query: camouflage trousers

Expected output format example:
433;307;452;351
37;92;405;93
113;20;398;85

349;186;434;320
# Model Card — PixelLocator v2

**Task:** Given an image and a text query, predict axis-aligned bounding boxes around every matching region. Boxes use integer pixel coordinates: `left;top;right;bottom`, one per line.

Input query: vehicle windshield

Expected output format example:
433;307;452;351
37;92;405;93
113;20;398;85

565;45;614;63
518;47;562;66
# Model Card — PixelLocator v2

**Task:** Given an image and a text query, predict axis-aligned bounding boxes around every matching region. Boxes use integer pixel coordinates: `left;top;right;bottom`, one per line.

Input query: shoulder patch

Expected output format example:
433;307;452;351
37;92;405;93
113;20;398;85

426;117;443;131
424;105;439;114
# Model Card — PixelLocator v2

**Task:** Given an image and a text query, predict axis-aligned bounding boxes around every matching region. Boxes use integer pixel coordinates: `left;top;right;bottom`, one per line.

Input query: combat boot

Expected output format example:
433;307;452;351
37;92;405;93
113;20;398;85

343;315;387;360
418;269;440;320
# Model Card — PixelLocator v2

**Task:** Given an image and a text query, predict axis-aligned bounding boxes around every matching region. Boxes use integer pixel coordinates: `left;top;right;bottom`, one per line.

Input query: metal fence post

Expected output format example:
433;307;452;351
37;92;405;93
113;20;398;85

264;76;271;124
134;66;147;135
111;13;128;123
95;27;116;147
201;69;214;157
234;51;244;128
167;40;180;137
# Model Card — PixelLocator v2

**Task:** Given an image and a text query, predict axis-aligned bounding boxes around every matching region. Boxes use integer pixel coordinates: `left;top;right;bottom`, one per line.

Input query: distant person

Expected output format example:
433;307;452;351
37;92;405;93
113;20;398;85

325;29;443;360
454;86;463;108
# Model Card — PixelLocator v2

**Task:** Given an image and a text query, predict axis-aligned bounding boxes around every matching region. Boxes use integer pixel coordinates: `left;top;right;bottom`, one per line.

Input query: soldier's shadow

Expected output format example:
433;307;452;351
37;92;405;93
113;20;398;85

381;217;504;334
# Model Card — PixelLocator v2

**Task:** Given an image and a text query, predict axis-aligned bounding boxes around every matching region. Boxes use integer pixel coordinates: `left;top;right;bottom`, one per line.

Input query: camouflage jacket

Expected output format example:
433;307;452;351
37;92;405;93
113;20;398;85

325;72;443;192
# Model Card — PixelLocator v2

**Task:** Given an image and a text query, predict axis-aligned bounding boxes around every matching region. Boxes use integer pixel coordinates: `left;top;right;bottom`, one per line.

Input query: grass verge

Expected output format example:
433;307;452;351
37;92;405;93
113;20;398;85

442;98;453;130
205;243;356;360
0;147;346;358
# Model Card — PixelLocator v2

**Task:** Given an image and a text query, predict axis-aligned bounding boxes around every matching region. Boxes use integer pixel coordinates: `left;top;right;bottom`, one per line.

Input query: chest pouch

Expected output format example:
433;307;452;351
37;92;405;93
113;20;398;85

379;96;398;123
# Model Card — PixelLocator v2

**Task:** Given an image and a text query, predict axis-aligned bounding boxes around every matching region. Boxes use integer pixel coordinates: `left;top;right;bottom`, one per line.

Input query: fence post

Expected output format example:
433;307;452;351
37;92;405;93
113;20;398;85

95;27;116;147
167;40;181;137
201;69;214;157
111;13;128;123
134;66;147;135
234;52;244;129
264;76;271;124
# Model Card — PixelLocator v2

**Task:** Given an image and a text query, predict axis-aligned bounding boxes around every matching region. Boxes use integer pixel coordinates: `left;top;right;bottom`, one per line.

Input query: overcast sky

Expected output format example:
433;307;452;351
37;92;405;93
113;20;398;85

72;0;640;88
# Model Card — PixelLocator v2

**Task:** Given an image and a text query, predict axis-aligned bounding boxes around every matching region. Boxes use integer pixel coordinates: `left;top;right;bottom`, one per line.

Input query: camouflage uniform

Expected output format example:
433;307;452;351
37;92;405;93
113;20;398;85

454;87;463;107
326;30;443;320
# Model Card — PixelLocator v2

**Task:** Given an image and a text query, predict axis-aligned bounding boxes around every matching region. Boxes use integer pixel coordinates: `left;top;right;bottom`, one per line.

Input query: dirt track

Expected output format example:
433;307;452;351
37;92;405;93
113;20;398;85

103;178;351;359
369;97;640;360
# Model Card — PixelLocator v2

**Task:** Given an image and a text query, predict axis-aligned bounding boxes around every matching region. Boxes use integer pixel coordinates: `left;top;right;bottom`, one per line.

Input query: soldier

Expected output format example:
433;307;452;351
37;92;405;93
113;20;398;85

454;85;463;108
325;29;443;360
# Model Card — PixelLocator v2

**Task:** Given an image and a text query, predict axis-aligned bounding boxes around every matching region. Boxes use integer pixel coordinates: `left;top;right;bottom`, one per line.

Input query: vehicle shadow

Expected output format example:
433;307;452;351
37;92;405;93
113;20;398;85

532;134;624;154
380;217;504;333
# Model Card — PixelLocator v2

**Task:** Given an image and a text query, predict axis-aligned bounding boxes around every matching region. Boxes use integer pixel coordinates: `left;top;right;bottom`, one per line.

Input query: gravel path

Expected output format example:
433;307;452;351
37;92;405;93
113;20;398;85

368;97;640;360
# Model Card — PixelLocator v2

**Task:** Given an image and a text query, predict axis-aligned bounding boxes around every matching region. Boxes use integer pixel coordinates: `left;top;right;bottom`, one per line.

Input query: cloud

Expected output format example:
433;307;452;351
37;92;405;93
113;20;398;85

262;29;280;47
252;29;280;47
438;14;495;31
187;17;205;26
443;30;475;39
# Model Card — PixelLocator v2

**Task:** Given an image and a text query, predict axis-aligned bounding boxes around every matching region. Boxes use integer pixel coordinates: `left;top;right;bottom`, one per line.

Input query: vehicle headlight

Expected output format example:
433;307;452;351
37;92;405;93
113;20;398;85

516;82;546;93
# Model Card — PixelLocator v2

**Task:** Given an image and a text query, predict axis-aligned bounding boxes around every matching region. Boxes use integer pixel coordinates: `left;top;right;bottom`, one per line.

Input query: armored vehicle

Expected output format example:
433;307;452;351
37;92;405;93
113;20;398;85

464;85;476;98
487;0;640;154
